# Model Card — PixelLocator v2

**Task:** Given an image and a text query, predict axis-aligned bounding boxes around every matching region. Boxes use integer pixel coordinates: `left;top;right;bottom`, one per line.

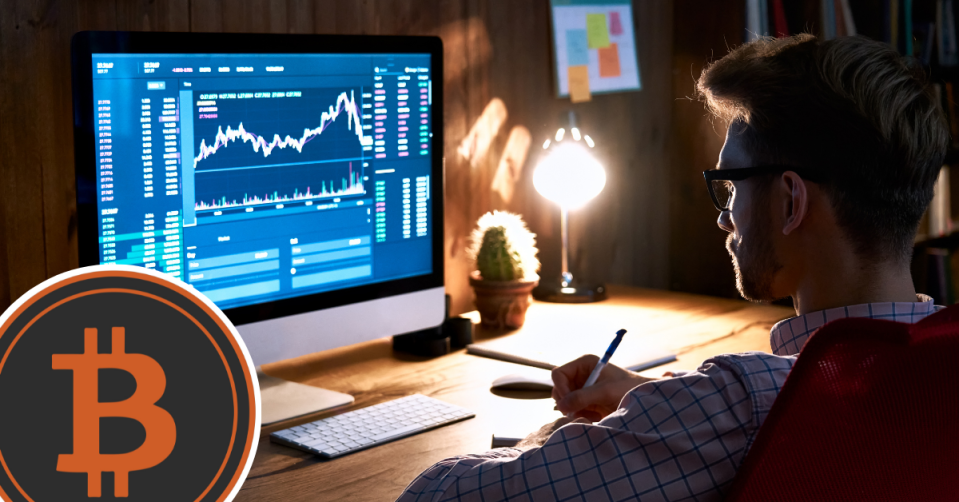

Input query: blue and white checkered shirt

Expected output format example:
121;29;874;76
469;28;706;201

397;295;940;502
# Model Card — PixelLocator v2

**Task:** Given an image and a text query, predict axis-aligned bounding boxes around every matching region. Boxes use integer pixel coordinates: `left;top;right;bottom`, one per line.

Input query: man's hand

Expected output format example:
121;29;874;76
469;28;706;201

551;354;656;422
514;416;591;450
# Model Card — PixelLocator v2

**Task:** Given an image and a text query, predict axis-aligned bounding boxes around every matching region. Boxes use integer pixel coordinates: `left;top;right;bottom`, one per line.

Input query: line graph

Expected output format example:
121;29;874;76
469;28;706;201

189;87;373;216
193;90;373;169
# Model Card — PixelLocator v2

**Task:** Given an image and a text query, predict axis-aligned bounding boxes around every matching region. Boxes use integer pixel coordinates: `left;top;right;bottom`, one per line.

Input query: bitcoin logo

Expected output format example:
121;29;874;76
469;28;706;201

0;266;259;502
52;327;176;498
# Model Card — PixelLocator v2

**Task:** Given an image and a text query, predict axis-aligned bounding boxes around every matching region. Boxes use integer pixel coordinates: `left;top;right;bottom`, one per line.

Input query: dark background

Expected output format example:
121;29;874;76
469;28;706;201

0;277;253;501
3;0;957;316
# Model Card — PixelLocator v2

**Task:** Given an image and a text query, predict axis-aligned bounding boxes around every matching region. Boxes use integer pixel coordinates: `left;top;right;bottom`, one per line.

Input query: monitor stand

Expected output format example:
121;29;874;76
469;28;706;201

257;368;354;425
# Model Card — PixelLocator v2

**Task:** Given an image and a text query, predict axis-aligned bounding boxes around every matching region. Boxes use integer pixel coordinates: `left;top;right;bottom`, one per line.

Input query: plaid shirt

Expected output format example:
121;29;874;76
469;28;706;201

397;295;940;502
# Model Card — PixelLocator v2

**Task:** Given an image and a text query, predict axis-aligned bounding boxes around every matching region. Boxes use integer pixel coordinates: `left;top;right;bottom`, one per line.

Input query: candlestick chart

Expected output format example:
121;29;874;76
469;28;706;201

191;87;370;211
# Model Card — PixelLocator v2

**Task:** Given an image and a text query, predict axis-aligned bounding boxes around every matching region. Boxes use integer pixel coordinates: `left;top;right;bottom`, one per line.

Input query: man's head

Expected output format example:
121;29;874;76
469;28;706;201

697;34;949;302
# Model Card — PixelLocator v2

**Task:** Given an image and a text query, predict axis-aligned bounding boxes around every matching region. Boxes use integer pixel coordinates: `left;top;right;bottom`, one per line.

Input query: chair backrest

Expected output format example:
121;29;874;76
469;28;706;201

724;305;959;502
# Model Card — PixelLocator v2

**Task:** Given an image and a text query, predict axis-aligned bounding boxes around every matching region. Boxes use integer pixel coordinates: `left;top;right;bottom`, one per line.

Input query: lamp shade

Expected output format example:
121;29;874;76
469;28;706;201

532;141;606;209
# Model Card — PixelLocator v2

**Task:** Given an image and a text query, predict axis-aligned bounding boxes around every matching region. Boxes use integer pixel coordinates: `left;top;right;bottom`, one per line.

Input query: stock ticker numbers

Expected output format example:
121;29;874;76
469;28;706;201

0;266;259;502
88;53;434;310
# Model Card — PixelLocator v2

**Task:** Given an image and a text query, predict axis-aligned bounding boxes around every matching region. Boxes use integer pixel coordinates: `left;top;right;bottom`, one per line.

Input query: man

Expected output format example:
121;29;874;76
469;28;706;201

398;33;948;501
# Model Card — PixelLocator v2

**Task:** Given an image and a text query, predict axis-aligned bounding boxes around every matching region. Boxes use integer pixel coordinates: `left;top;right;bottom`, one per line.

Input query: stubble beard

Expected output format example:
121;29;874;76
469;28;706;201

726;211;783;302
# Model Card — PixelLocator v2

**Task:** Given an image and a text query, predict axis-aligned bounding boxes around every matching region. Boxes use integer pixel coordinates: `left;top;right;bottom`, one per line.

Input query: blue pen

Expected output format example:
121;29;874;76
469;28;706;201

567;329;627;418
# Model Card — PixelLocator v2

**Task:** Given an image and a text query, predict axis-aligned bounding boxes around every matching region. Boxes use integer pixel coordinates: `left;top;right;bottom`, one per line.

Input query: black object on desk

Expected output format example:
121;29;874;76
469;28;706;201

393;294;474;357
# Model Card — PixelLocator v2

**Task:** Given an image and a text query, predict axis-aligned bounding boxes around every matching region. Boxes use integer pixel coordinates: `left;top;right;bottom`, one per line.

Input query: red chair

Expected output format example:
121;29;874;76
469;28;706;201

724;305;959;502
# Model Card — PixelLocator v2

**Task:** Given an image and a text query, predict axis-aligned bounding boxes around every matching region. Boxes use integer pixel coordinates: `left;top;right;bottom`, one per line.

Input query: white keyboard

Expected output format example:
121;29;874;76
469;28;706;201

269;394;475;458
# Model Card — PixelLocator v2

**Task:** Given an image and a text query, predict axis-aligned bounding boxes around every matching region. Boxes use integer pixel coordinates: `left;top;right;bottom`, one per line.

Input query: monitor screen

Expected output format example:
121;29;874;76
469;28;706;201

84;49;436;312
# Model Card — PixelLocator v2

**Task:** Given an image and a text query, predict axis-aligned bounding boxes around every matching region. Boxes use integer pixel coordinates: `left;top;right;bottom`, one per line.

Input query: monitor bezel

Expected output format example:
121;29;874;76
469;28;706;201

71;31;445;326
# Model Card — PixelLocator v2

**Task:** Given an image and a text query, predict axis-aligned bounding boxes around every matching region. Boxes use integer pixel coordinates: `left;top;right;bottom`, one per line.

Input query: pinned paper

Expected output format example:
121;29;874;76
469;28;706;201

491;126;532;204
566;29;589;66
609;11;623;35
458;98;508;168
598;43;622;78
568;65;591;103
586;13;610;49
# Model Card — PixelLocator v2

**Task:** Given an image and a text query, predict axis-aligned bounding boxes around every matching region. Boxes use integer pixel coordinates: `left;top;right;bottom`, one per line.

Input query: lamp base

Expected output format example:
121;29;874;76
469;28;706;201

532;280;607;303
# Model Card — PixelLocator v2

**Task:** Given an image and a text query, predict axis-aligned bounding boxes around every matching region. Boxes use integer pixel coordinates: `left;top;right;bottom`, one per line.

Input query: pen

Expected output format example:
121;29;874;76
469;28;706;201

567;328;627;418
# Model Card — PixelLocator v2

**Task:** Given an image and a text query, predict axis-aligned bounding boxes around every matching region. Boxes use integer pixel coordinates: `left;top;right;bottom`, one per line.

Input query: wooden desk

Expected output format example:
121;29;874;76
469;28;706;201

240;285;793;501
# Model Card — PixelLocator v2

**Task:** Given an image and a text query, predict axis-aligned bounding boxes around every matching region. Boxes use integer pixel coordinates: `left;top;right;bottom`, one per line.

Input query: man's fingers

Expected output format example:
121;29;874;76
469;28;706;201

551;367;570;400
552;354;601;401
553;355;601;384
557;386;604;415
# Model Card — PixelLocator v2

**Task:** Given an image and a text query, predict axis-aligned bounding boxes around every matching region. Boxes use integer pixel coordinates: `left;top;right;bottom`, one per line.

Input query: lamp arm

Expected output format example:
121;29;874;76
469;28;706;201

561;206;572;286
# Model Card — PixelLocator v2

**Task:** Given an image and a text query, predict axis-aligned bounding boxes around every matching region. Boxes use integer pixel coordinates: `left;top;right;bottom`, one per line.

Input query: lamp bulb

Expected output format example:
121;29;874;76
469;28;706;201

533;142;606;209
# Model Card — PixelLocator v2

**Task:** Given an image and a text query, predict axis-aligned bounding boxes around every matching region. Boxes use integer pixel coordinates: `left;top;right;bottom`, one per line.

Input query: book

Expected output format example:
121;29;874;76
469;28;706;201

905;0;914;55
823;0;837;39
467;333;677;372
937;0;959;66
930;165;953;237
746;0;765;41
772;0;790;37
914;22;936;64
946;82;959;146
835;0;847;37
840;0;857;35
892;0;900;48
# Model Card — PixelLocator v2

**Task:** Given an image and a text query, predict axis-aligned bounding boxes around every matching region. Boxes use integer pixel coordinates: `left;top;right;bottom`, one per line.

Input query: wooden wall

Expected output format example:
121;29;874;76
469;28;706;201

0;0;675;315
668;0;745;299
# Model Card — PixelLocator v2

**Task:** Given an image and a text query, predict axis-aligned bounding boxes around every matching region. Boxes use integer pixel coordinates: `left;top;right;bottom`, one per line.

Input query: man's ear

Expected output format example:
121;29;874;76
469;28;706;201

781;172;808;236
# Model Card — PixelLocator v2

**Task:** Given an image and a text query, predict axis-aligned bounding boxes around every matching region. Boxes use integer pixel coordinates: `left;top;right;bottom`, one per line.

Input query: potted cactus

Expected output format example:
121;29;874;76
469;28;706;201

468;211;540;329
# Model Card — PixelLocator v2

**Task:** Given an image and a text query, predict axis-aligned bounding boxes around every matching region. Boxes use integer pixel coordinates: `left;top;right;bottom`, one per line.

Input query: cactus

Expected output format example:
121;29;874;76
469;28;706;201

469;211;539;282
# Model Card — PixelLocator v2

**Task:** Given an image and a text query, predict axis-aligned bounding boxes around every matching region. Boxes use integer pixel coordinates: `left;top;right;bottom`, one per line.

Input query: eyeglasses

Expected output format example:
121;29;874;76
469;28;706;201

703;165;827;212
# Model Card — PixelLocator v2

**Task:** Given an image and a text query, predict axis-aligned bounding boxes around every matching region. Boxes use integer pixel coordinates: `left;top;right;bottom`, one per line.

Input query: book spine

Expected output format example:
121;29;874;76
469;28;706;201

930;164;953;237
840;0;857;35
923;22;936;64
947;82;959;146
772;0;790;37
760;0;769;36
824;0;837;39
886;0;893;43
892;0;900;49
946;0;959;65
835;0;846;37
746;0;762;41
905;0;914;55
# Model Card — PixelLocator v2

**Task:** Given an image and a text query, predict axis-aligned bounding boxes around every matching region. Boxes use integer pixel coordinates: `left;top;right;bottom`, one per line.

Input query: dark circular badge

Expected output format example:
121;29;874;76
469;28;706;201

0;265;260;502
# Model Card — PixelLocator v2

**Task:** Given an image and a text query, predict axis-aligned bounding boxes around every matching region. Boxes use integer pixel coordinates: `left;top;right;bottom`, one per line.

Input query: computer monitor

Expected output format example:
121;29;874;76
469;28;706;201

71;32;445;423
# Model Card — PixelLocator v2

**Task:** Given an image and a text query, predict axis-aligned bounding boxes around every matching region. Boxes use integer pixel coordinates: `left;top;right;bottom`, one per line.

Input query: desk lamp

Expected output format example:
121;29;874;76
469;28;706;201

531;112;607;303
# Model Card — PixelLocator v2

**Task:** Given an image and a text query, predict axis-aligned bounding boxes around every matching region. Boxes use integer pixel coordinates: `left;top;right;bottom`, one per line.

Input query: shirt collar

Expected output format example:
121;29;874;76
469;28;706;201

769;294;941;356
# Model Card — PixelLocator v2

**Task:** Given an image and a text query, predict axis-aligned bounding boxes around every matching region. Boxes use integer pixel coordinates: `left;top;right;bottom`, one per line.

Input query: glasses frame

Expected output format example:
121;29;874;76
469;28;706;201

702;165;827;212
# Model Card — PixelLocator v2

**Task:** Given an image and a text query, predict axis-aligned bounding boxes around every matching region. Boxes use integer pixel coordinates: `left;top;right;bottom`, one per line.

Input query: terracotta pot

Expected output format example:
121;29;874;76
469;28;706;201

469;271;539;329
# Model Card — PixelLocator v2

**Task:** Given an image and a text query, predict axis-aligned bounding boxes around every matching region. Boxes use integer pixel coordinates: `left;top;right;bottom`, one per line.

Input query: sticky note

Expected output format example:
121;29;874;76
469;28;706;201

586;13;610;49
568;65;591;103
609;11;623;35
598;43;621;78
566;29;589;66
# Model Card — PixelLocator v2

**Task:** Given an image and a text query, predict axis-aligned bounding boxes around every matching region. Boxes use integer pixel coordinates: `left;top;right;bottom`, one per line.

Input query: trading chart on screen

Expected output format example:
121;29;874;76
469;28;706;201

90;53;433;309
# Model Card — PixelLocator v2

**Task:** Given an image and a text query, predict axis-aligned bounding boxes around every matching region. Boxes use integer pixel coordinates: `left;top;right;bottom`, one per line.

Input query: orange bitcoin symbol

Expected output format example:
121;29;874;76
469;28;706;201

52;327;176;498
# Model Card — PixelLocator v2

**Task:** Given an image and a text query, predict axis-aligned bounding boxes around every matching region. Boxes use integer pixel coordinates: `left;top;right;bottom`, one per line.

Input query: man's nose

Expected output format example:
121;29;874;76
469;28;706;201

717;211;734;233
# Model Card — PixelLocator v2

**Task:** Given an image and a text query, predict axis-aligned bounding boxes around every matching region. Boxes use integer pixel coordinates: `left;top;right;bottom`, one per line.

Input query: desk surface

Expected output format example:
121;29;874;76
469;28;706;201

241;285;793;501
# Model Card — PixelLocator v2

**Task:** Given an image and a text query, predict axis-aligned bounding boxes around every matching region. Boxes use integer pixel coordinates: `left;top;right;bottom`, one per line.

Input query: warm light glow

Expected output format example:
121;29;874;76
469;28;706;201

571;127;581;141
533;142;606;209
584;135;595;148
555;128;565;141
542;139;551;149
